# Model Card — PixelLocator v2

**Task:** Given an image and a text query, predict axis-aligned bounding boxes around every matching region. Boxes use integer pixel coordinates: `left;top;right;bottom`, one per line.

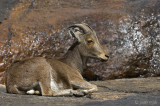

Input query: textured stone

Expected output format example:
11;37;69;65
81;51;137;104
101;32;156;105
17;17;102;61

91;77;160;93
0;77;160;105
0;0;160;83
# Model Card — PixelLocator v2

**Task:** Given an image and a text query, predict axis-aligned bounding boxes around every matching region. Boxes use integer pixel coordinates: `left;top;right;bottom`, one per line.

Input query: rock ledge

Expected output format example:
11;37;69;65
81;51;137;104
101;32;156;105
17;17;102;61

0;77;160;106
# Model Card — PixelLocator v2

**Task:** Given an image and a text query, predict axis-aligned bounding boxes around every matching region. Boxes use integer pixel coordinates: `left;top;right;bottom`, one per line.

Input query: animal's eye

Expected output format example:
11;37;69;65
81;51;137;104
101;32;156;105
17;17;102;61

87;40;93;44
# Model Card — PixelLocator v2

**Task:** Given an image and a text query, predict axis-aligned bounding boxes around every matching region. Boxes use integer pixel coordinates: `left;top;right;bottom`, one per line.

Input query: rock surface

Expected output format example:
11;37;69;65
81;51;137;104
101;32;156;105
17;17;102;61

0;0;160;83
0;77;160;106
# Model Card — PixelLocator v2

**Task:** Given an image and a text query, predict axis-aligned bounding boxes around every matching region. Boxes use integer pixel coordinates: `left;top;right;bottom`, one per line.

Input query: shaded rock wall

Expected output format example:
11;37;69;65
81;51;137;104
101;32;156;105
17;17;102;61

0;0;160;83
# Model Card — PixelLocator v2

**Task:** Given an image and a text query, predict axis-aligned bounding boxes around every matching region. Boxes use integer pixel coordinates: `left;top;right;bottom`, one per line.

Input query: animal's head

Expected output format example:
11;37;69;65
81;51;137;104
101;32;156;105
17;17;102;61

68;23;109;61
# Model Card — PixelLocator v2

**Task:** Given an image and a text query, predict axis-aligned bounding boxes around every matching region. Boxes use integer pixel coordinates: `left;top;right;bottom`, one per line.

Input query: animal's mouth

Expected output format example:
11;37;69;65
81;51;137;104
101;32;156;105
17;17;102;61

89;54;109;62
100;59;108;62
96;54;109;62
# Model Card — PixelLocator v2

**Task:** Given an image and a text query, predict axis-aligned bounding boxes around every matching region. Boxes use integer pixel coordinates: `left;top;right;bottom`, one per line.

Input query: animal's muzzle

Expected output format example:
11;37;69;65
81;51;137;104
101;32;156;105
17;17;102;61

100;55;109;62
105;55;109;58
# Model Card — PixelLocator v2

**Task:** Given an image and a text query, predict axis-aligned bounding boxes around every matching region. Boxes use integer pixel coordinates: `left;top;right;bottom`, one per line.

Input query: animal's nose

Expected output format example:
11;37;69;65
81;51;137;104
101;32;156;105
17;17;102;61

105;55;109;58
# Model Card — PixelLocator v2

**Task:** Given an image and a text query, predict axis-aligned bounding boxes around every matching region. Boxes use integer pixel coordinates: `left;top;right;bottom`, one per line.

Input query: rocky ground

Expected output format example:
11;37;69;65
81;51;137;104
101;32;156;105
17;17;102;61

0;77;160;106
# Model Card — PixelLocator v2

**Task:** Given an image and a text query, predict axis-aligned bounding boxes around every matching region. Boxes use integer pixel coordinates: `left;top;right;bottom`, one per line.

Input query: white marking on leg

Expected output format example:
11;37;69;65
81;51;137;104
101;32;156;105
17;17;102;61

27;89;35;95
50;70;58;90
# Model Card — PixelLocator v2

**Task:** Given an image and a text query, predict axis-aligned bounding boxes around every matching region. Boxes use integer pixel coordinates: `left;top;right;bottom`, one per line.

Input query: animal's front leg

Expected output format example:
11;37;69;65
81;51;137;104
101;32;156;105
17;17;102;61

51;89;73;96
27;89;74;96
71;79;98;96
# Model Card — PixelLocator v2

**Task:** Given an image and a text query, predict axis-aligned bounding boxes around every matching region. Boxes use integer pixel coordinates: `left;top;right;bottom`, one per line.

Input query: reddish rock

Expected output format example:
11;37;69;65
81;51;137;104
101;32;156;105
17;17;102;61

0;0;160;83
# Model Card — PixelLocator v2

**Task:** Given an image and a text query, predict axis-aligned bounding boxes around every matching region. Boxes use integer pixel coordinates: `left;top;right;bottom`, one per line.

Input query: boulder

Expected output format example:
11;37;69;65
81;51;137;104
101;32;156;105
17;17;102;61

0;0;160;83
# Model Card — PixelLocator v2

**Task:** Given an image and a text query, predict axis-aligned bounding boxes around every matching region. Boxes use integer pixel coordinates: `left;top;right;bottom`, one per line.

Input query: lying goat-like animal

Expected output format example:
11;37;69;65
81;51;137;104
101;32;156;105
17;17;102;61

5;23;109;96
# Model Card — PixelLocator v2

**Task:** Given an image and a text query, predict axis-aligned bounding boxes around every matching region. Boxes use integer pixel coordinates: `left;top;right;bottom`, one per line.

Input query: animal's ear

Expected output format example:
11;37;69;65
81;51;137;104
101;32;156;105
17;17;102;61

68;25;85;42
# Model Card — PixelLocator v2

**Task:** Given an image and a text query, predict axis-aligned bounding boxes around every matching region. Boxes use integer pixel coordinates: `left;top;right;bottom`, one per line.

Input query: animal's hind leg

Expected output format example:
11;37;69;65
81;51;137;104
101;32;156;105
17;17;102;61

39;81;53;96
7;85;25;95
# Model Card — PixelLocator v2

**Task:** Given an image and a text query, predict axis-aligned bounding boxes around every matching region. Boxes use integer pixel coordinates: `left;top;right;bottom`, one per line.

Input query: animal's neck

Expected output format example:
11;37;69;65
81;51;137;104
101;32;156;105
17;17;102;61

60;42;88;74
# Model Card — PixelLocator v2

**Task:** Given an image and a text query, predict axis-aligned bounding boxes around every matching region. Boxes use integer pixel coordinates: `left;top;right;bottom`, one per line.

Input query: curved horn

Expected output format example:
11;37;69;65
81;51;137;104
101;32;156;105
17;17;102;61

68;24;87;34
67;23;93;42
